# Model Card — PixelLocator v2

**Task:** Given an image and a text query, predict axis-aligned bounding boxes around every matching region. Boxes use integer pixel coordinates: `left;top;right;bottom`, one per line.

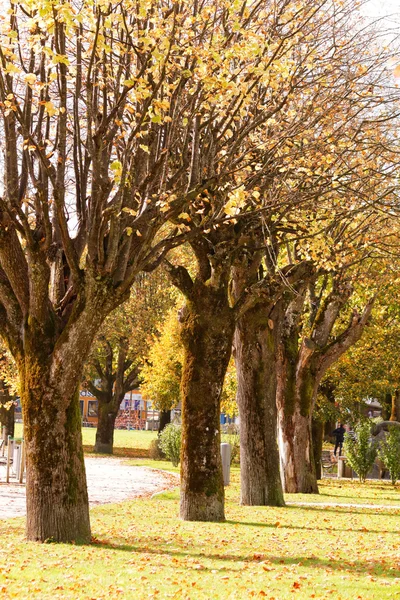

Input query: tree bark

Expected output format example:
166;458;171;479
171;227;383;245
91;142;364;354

0;386;15;439
277;279;374;493
158;409;171;434
94;403;118;454
20;296;107;542
278;405;319;493
234;305;284;506
179;285;235;522
22;363;90;543
275;289;319;493
312;418;324;480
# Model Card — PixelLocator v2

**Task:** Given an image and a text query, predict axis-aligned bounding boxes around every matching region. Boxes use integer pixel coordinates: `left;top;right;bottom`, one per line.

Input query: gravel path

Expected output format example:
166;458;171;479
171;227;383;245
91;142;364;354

0;457;178;519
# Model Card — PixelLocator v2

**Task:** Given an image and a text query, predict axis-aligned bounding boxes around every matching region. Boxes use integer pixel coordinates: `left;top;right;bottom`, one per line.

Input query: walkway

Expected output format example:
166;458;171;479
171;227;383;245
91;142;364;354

0;457;178;519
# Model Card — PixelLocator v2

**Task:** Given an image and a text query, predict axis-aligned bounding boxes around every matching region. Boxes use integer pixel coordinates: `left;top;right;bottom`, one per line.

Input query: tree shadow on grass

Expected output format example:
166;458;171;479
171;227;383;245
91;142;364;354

282;504;400;518
90;537;400;579
225;517;400;535
307;491;400;502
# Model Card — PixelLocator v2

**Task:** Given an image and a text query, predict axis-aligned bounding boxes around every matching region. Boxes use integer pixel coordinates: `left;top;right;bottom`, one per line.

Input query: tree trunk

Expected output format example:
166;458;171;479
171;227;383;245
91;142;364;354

312;418;324;480
234;305;284;506
158;409;171;434
22;366;90;542
276;346;319;494
278;405;318;493
0;387;15;439
19;306;106;543
179;288;235;522
94;402;118;454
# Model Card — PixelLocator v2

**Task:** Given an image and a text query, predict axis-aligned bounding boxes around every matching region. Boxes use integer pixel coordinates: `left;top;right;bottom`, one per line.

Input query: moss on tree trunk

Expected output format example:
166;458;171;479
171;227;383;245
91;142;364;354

179;286;235;522
20;317;98;543
23;374;90;542
235;305;284;507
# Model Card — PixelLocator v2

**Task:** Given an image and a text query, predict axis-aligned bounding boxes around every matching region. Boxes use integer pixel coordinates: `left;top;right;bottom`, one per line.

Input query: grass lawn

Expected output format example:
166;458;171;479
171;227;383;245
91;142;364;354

12;425;236;457
1;473;400;599
13;423;158;451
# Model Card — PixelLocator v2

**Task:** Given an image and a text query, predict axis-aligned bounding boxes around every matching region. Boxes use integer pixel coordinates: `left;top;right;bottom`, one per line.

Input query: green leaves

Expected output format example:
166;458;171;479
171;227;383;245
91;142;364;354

378;426;400;485
344;421;378;482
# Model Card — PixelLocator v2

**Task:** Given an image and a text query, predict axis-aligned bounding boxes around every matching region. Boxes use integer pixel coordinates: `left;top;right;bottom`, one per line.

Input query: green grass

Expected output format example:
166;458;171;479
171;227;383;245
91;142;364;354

1;475;400;599
14;423;158;450
13;425;236;458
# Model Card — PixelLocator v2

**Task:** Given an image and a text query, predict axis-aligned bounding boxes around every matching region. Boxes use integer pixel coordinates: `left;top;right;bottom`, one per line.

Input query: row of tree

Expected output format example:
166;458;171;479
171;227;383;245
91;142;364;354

0;0;399;542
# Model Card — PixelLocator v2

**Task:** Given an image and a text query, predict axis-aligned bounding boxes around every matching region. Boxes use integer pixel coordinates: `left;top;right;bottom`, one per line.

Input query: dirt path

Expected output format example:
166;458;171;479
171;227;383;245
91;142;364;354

0;457;178;519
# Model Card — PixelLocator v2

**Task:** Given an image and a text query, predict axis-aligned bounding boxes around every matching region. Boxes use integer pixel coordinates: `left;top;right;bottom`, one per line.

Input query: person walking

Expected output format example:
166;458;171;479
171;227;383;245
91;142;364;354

332;423;346;457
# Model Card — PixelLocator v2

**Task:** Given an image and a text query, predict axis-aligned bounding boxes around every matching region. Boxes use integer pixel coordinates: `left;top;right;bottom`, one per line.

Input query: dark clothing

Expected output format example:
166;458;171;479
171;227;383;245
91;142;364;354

332;426;346;457
334;440;343;457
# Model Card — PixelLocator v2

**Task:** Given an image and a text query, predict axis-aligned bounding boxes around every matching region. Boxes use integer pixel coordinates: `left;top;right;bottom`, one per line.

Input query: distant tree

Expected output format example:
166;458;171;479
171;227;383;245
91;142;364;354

85;270;175;454
140;307;183;414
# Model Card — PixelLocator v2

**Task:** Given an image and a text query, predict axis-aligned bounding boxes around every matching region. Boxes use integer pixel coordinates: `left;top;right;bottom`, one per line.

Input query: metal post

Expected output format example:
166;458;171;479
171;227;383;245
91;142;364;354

337;456;345;479
19;440;25;484
6;435;11;483
1;426;5;457
220;442;231;486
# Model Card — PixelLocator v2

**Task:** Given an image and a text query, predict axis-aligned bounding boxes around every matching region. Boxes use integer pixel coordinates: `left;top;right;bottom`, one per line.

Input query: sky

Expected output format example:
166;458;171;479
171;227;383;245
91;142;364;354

363;0;400;22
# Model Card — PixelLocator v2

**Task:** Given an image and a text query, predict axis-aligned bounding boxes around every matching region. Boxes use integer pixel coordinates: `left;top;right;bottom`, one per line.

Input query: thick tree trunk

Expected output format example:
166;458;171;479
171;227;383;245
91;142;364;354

19;306;106;544
23;372;90;543
312;418;324;480
234;306;284;506
179;289;235;522
158;409;171;434
94;402;118;454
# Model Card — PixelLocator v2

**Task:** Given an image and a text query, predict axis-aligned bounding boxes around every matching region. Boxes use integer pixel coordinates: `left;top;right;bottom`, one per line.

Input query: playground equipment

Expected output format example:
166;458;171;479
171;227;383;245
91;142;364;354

0;429;25;483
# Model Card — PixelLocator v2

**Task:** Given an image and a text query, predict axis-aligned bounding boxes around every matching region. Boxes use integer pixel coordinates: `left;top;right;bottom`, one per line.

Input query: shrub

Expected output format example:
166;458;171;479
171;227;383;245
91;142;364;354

378;426;400;485
159;423;181;467
149;438;165;460
344;421;377;482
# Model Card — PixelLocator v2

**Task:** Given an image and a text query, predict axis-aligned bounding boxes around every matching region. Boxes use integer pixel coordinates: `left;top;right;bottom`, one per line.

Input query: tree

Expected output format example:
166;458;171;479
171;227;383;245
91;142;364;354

165;0;400;515
277;270;375;492
326;291;400;422
140;306;183;414
85;269;175;454
0;0;280;541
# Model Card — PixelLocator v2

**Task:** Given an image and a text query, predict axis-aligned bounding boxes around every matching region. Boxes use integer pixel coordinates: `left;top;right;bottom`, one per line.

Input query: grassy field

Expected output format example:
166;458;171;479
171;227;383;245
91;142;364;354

12;425;237;456
1;470;400;599
13;423;158;451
